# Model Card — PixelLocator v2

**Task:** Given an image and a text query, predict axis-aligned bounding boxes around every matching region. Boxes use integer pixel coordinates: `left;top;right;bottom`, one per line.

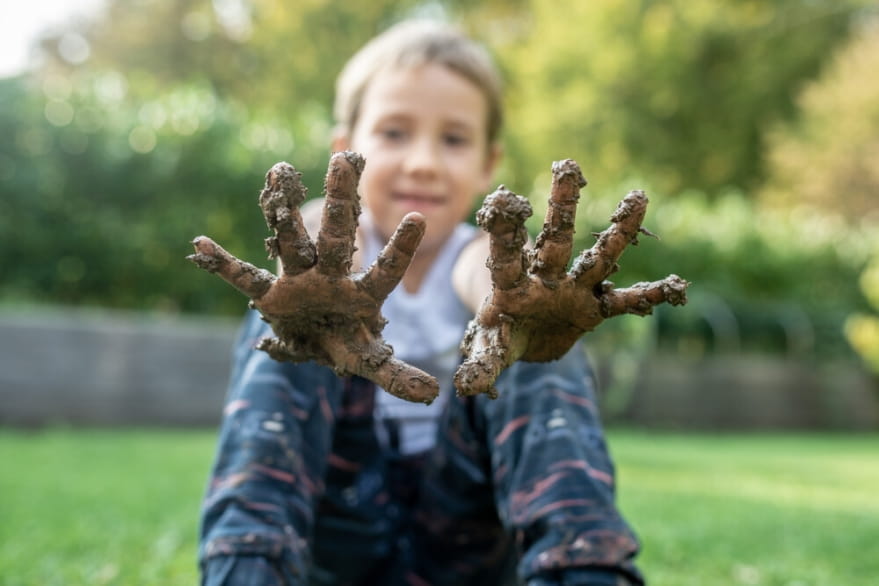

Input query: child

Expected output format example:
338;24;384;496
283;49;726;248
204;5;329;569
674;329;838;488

198;19;645;586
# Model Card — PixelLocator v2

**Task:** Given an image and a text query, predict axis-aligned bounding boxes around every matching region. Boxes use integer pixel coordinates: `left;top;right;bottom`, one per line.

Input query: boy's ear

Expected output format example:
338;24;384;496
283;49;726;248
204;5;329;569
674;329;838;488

331;127;351;153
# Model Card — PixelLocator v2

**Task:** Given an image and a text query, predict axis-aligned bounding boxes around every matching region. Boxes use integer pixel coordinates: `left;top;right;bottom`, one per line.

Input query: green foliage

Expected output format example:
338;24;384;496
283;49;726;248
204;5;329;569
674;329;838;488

0;0;433;315
488;0;870;197
0;74;286;314
753;23;879;370
630;191;873;358
760;23;879;225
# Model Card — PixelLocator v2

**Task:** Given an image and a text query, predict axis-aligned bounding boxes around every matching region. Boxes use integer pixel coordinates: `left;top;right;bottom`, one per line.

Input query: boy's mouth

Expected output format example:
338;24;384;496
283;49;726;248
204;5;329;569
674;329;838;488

392;191;445;211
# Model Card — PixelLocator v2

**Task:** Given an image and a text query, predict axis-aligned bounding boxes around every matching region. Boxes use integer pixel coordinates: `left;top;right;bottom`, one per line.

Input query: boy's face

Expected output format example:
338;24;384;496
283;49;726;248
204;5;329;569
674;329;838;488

334;63;500;254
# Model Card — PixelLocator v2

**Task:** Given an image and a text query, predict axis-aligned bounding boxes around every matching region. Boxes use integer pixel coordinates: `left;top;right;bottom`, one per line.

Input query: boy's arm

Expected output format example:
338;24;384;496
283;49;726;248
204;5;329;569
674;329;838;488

188;151;438;404
454;159;689;397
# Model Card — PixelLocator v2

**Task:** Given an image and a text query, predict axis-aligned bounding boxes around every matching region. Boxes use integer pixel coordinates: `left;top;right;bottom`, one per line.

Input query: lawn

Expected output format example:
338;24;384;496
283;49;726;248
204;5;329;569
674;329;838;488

0;429;214;585
610;431;879;585
1;428;876;585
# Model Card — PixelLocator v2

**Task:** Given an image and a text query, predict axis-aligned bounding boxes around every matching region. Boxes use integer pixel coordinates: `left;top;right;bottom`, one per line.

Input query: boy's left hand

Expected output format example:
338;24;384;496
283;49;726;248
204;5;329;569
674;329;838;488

454;159;688;398
188;152;440;404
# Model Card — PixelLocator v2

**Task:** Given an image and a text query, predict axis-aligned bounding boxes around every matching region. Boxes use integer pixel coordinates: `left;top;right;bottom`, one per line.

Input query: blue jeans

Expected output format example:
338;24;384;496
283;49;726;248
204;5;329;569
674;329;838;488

200;311;643;585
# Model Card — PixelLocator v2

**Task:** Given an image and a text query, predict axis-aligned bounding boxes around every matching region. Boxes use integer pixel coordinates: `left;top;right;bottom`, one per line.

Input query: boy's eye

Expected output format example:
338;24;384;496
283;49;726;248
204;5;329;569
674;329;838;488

443;133;470;147
380;127;407;141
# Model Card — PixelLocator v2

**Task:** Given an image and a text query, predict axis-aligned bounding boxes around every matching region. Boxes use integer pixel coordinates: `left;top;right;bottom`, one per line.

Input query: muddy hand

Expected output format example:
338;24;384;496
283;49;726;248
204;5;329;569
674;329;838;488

188;151;439;404
454;159;689;398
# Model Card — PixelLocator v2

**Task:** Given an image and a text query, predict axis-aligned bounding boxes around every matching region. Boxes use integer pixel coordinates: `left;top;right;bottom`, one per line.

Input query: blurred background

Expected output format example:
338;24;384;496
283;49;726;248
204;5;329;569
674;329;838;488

1;0;878;428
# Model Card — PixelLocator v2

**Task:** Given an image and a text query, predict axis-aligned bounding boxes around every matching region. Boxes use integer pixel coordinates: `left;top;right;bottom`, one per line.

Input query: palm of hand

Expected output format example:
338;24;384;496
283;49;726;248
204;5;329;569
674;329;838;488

188;152;439;404
454;160;688;397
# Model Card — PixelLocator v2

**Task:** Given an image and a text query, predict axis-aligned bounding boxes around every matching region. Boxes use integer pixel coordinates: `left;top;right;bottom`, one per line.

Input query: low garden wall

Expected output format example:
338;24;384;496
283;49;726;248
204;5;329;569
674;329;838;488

0;308;236;427
1;308;876;430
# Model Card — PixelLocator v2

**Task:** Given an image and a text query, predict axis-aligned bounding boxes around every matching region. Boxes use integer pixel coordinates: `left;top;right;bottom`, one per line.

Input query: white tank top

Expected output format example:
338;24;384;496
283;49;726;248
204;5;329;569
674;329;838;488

360;211;478;455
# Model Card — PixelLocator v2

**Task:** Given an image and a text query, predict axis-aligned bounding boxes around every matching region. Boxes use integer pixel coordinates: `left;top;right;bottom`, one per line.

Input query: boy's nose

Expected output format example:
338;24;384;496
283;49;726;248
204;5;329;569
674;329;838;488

403;137;441;178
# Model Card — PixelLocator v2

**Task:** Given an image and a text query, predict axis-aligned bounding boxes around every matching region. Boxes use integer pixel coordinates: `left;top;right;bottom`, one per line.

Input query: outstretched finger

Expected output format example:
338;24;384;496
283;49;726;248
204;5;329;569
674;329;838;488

322;328;439;404
476;187;532;291
256;337;312;363
317;151;364;277
258;162;316;276
453;314;521;397
598;275;689;318
370;356;440;404
359;212;426;302
572;190;649;289
188;236;276;299
532;159;586;282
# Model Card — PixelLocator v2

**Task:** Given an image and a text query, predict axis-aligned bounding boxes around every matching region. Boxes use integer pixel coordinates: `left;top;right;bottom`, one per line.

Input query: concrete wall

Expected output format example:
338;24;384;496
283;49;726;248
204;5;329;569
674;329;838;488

0;309;238;427
1;308;876;429
621;353;879;430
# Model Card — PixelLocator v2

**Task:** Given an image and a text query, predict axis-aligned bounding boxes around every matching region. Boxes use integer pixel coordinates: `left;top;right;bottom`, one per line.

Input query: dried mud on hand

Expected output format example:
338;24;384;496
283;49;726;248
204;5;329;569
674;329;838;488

454;159;688;398
189;152;439;404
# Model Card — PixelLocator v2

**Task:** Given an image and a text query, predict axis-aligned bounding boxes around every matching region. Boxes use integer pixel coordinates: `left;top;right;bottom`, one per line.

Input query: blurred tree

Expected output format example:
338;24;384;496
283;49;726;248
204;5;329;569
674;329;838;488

34;0;429;183
755;18;879;370
2;0;428;314
759;21;879;225
0;72;276;314
480;0;872;198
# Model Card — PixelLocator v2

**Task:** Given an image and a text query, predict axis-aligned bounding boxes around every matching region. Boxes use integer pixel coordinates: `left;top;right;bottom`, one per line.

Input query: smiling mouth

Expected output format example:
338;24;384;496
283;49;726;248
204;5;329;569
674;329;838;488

393;192;445;208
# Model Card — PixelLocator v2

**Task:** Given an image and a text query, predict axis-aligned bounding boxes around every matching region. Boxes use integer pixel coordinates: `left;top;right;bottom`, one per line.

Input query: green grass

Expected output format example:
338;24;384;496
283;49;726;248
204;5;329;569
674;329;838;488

611;431;879;585
0;428;215;585
1;428;877;585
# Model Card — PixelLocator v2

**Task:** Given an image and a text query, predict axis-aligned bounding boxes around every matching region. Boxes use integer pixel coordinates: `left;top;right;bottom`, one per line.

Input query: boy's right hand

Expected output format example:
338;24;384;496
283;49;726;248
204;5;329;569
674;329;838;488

188;152;440;404
454;159;688;398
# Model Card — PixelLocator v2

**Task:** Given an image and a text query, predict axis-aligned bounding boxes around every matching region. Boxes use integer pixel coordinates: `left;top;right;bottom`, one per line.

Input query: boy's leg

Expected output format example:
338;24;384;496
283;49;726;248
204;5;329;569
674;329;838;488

308;377;410;585
415;343;643;586
199;312;397;585
485;343;644;585
412;392;519;586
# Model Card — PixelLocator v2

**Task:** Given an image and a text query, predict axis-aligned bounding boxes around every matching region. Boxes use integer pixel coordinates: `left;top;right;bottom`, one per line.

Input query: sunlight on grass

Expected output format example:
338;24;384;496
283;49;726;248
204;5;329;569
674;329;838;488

610;431;879;586
0;428;217;585
1;428;876;585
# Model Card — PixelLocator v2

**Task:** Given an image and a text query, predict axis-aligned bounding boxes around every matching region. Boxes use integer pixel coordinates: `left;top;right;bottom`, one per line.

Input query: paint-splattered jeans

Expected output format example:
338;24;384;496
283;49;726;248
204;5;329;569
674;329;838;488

200;312;643;585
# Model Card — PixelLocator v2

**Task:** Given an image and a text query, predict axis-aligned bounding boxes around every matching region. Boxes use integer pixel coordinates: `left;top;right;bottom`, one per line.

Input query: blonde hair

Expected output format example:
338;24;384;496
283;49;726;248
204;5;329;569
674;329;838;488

333;19;504;144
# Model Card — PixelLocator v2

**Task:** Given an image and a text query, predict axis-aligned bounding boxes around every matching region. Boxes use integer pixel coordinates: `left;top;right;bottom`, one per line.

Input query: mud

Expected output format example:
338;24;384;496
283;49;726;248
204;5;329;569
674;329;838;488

190;154;688;402
454;159;689;397
189;152;438;404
